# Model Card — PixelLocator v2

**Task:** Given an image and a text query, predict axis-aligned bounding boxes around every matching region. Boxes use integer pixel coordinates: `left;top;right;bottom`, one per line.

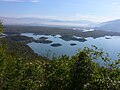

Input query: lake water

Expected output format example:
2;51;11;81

21;33;120;62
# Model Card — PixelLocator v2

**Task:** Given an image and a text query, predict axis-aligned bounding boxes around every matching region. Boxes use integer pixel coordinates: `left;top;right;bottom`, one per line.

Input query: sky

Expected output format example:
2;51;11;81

0;0;120;22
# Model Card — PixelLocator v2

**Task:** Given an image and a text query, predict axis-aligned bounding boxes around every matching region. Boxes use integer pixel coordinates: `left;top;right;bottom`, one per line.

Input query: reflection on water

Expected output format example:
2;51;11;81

21;33;120;63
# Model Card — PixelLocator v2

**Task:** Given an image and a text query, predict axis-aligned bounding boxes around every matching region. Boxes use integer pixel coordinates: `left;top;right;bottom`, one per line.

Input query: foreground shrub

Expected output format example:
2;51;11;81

0;44;119;90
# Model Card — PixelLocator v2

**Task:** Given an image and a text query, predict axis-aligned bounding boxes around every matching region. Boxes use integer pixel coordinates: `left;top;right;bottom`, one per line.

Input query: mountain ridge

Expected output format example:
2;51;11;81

0;17;97;27
96;19;120;32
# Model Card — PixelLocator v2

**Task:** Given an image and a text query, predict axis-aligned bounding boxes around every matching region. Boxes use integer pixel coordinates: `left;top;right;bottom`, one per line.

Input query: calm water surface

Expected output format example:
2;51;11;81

21;33;120;62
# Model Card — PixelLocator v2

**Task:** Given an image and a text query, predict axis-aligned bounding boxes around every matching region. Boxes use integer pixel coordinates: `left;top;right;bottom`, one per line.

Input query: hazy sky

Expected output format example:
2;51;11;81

0;0;120;22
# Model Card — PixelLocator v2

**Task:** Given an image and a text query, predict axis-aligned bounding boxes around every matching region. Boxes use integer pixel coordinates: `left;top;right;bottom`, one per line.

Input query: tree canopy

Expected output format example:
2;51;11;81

0;43;119;90
0;20;3;33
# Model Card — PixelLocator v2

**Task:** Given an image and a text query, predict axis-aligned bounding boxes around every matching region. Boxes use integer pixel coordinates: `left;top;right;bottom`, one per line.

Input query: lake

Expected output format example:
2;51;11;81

21;33;120;63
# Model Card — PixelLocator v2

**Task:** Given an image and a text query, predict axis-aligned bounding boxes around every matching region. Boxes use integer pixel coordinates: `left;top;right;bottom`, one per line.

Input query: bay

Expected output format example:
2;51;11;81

21;33;120;62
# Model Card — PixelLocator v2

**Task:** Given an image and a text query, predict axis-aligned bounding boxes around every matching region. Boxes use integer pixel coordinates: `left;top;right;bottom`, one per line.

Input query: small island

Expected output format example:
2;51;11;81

51;43;62;47
34;36;52;44
39;37;48;40
105;36;112;39
70;43;77;46
61;35;87;42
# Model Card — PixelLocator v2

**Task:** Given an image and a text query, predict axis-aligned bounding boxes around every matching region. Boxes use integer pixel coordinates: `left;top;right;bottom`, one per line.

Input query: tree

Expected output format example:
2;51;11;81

0;20;3;33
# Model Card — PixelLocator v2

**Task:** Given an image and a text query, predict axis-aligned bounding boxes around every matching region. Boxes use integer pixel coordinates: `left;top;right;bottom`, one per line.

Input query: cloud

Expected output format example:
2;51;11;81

111;2;120;7
0;0;40;2
2;14;120;22
18;14;120;22
71;14;120;22
112;2;119;5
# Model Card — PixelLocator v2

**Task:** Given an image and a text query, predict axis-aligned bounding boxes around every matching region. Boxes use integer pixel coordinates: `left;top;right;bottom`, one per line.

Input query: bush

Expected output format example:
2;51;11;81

0;20;3;33
0;43;119;90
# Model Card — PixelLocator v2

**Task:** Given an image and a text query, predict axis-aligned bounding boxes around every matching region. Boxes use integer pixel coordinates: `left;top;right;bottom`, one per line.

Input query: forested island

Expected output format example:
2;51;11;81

0;22;120;90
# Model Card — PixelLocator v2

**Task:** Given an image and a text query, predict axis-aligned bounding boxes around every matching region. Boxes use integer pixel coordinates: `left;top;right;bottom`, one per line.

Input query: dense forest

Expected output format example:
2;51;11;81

0;22;120;90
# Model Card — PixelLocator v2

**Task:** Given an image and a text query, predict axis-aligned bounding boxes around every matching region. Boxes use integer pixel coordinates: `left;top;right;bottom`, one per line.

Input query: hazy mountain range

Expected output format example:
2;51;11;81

1;17;120;32
95;19;120;32
1;17;97;27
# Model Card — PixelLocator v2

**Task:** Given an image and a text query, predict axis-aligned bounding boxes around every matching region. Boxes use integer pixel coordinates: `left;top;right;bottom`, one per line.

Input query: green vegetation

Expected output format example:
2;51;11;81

0;20;3;33
0;41;120;90
0;22;120;90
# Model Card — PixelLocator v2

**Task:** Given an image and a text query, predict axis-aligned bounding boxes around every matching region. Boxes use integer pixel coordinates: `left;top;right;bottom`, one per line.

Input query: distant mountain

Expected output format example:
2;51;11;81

1;17;97;27
96;19;120;32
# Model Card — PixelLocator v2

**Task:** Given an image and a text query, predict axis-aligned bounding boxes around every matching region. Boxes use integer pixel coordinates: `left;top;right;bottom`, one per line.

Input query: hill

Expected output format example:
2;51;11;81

0;21;120;90
1;17;96;27
0;38;120;90
96;19;120;32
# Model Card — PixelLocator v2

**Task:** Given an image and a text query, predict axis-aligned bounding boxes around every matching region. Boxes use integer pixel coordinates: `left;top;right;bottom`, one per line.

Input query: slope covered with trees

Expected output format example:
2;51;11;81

0;22;120;90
